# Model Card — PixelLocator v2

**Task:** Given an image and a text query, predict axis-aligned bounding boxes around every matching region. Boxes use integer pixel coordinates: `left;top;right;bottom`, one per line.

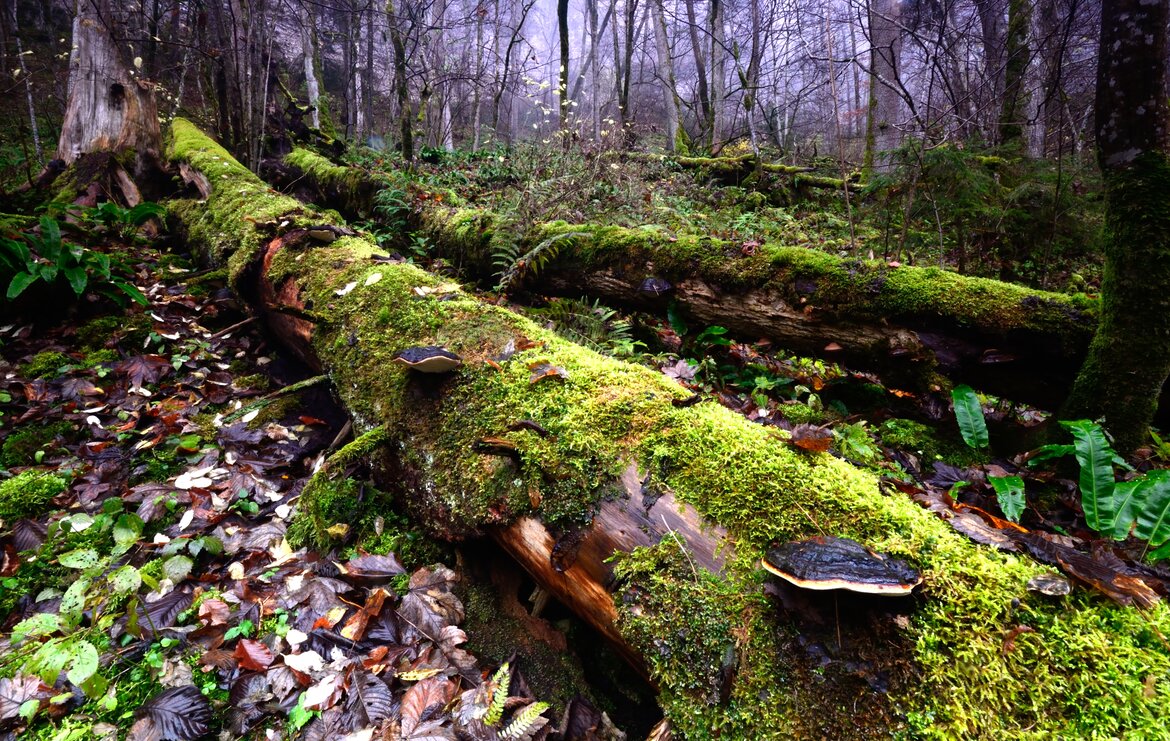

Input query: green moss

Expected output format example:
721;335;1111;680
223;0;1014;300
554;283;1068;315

0;469;67;521
462;582;593;714
1;421;75;467
354;510;447;569
19;351;72;379
81;348;118;369
776;402;828;425
878;418;985;467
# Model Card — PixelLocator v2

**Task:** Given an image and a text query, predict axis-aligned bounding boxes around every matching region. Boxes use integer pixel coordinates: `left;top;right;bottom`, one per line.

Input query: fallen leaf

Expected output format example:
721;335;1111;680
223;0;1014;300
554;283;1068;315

235;639;275;671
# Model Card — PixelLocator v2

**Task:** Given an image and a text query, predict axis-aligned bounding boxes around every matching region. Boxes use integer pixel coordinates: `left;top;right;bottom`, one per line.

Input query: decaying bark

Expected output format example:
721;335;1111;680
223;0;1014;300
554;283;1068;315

58;0;163;179
166;120;1170;738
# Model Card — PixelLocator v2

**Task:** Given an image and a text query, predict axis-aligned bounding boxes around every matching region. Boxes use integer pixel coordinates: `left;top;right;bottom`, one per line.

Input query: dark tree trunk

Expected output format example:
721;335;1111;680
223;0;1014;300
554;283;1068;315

1063;0;1170;451
998;0;1032;148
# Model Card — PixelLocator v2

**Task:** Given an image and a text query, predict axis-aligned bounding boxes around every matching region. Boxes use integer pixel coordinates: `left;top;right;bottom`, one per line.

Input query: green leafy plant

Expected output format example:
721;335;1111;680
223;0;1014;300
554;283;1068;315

988;475;1026;523
80;202;167;240
1030;420;1170;559
0;217;147;305
528;296;644;357
952;385;989;449
492;231;584;293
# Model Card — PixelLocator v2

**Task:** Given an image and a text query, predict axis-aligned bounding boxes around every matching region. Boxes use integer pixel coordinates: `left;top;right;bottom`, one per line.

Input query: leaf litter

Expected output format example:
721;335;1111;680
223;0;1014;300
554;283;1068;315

0;248;614;740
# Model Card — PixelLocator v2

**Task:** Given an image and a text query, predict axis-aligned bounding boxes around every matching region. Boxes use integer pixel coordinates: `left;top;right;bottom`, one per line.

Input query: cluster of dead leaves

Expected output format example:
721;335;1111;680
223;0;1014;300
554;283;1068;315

0;250;625;740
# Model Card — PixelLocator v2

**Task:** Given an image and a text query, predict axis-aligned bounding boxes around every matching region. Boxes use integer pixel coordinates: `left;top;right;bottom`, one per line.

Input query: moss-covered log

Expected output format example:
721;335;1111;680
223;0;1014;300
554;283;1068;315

169;121;1170;739
277;147;1112;412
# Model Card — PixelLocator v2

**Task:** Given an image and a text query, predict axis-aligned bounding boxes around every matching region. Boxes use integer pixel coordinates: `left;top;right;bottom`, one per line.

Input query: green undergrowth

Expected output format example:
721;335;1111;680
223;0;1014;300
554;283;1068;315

1;421;76;467
176;123;1170;738
0;469;68;522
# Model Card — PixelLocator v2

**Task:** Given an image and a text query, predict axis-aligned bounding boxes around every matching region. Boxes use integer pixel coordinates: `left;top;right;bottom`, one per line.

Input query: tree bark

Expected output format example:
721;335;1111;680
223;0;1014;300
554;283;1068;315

864;0;904;173
998;0;1032;148
386;0;413;161
167;119;1170;740
683;0;712;137
558;0;571;143
649;0;681;152
1063;0;1170;452
58;0;163;178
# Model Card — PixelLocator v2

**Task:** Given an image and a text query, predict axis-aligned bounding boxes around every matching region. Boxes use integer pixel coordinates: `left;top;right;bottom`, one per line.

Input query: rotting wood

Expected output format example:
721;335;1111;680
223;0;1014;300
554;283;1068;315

167;120;1170;739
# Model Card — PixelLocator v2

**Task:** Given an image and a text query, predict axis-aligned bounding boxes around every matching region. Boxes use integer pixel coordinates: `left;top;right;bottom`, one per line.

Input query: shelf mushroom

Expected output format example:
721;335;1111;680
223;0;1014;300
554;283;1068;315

392;345;463;373
762;536;922;596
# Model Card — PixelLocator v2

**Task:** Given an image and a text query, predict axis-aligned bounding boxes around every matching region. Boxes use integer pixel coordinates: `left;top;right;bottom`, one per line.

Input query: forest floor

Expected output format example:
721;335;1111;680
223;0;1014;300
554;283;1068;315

0;145;1167;740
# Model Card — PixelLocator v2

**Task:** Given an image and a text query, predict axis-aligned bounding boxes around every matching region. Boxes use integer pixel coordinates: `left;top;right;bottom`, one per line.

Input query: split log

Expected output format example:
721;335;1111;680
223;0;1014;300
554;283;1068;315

168;121;1170;739
274;147;1102;412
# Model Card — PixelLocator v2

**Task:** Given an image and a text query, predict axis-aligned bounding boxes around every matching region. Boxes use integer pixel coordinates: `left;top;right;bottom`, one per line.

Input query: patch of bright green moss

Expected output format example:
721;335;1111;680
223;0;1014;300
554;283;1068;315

879;418;986;467
1;421;75;467
0;469;67;521
19;351;72;379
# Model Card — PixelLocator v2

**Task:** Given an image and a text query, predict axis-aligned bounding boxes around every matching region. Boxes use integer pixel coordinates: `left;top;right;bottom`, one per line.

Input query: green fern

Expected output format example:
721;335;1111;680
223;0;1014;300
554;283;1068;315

493;231;586;293
499;701;550;740
527;296;643;357
484;662;511;727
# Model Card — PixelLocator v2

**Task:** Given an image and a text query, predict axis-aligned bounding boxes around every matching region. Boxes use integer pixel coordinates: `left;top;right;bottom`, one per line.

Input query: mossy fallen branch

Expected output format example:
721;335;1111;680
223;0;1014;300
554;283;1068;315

277;148;1103;411
170;122;1170;739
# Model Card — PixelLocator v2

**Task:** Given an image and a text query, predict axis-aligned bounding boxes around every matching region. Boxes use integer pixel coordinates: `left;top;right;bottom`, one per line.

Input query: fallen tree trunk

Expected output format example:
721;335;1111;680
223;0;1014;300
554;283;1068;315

278;147;1101;413
169;121;1170;739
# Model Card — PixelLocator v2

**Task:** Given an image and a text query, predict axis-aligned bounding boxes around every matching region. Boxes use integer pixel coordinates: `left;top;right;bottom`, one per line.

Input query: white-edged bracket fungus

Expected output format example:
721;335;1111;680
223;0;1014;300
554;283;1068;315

391;345;464;373
762;536;923;596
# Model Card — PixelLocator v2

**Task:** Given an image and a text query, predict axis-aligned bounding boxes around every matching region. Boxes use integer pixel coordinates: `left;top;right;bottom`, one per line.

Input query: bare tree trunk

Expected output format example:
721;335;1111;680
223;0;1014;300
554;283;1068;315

298;0;323;131
58;0;162;178
363;1;376;141
709;0;726;149
588;0;602;141
684;0;711;137
13;1;43;166
973;0;1007;141
999;0;1032;148
864;0;904;173
650;0;681;151
387;0;413;161
558;0;571;144
472;2;485;149
1063;0;1170;452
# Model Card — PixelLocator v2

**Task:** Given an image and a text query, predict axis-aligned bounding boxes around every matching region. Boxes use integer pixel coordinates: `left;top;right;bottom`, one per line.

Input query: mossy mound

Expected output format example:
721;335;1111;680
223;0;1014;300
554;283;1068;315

19;351;73;379
0;469;67;521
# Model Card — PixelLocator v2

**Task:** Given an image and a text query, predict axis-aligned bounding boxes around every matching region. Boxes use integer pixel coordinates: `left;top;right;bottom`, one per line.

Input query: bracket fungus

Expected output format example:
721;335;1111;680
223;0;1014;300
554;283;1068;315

391;345;464;373
762;536;923;596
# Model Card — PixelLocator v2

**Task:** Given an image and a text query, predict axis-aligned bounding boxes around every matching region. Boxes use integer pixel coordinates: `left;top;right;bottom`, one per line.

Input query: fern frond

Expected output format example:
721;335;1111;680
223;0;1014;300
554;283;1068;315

499;701;550;740
494;231;586;293
484;662;512;727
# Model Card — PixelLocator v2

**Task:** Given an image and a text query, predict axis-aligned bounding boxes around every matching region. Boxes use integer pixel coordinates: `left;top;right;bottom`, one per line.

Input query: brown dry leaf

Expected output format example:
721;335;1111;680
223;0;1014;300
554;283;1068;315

1000;625;1036;654
234;639;275;672
400;676;457;738
528;362;569;385
788;424;833;453
340;589;389;642
198;599;230;627
398;566;464;637
1018;533;1161;608
344;554;405;586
